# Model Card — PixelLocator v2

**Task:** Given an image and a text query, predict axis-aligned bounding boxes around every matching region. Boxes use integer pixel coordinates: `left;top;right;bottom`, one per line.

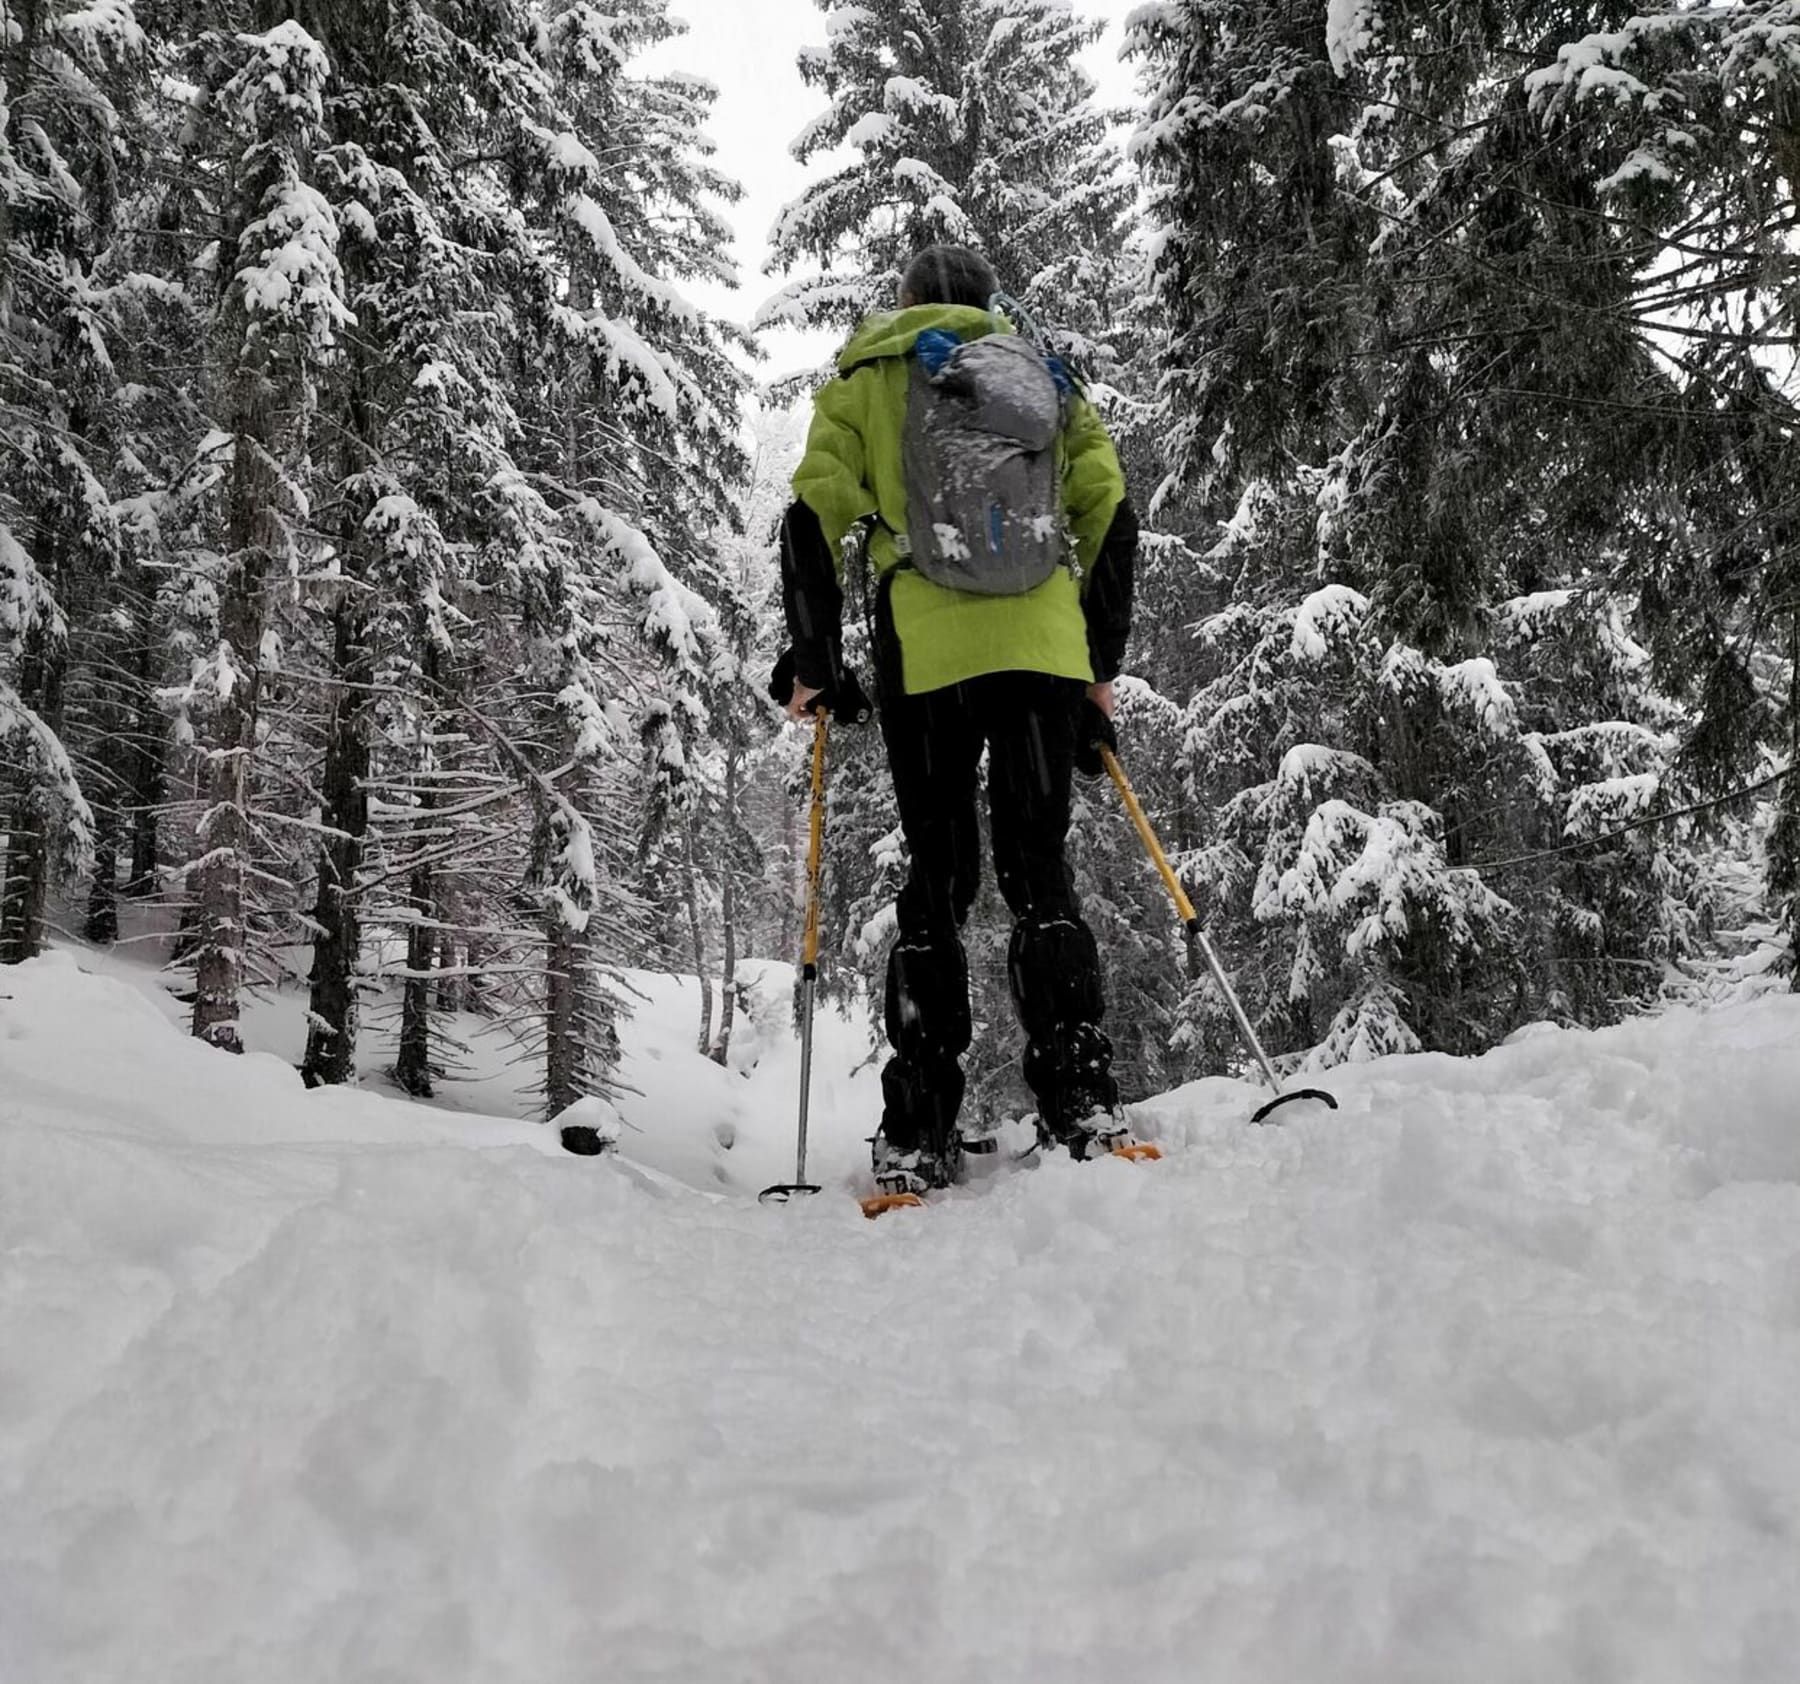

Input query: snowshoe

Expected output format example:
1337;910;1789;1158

1035;1106;1162;1164
958;1113;1004;1158
861;1129;963;1218
861;1190;927;1218
870;1129;962;1193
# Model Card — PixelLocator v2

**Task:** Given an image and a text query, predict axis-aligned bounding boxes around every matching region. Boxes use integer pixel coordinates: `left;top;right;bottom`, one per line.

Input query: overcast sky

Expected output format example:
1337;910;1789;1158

644;0;1142;376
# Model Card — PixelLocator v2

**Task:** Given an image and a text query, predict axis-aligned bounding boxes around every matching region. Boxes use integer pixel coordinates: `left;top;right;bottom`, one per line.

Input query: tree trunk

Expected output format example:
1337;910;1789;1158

82;599;143;944
713;899;737;1064
710;750;740;1064
301;600;372;1086
83;813;119;946
189;673;254;1050
684;818;713;1055
192;355;275;1052
394;869;435;1096
300;197;382;1083
436;930;462;1014
0;798;50;963
393;644;443;1097
546;912;584;1118
125;623;164;898
0;594;65;965
453;927;483;1013
0;2;43;302
1788;606;1800;994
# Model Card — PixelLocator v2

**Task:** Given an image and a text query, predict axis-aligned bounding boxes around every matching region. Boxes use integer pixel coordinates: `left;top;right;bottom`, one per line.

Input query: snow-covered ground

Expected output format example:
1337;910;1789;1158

4;952;1799;1682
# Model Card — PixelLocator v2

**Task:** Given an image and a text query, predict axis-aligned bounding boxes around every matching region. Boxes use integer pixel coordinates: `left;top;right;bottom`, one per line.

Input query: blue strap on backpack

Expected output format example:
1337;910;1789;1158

915;327;961;376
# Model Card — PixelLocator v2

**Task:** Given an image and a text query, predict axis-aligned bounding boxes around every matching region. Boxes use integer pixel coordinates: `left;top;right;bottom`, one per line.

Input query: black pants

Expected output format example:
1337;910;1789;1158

877;668;1118;1153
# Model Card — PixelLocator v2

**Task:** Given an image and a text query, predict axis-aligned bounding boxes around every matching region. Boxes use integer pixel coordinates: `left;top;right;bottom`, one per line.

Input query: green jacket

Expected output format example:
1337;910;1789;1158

791;304;1128;696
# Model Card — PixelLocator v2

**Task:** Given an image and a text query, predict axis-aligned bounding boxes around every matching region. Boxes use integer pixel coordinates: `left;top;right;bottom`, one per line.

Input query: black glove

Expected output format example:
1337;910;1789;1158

1073;696;1117;778
767;647;798;708
767;648;874;725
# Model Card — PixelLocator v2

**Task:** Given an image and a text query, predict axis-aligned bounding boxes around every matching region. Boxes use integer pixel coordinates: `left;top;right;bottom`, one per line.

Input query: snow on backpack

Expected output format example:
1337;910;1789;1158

898;327;1072;596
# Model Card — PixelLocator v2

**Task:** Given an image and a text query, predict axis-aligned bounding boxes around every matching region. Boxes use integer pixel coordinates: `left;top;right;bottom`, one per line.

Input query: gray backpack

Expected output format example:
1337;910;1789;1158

898;333;1071;595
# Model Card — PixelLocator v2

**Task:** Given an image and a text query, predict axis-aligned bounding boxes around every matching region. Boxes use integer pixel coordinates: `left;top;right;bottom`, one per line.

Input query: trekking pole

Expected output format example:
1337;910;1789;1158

1100;744;1338;1126
761;709;831;1201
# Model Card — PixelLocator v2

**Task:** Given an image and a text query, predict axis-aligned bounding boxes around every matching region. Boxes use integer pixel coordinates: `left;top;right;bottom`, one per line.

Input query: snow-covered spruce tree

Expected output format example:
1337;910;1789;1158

1125;0;1369;501
290;0;587;1089
93;26;238;938
763;0;1131;355
695;568;764;1064
0;0;150;961
259;0;747;1107
1516;2;1800;981
535;1;756;1041
1126;0;1420;1067
694;413;804;1061
164;18;347;1051
524;1;748;1115
1175;518;1702;1066
1488;587;1707;1020
1331;1;1795;990
287;0;466;1088
273;0;603;1098
499;484;618;1121
1125;0;1728;1065
5;0;761;1114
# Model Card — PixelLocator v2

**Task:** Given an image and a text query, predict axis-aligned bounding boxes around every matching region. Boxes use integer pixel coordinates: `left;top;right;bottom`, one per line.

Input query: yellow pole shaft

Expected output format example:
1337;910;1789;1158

1101;744;1196;926
1102;742;1290;1095
802;710;829;969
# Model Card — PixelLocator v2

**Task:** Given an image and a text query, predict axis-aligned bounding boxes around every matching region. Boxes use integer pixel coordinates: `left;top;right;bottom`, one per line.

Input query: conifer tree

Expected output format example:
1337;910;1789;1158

686;415;800;1061
1518;1;1800;980
3;0;759;1108
763;0;1130;350
1124;0;1743;1063
166;17;347;1050
0;0;145;962
270;0;747;1103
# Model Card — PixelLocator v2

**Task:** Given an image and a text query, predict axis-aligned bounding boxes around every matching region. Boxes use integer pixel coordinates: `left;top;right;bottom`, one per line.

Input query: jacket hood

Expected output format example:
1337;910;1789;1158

836;303;1010;372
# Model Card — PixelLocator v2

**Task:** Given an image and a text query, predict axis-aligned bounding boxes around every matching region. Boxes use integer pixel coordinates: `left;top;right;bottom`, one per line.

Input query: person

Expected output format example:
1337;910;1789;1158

775;243;1138;1196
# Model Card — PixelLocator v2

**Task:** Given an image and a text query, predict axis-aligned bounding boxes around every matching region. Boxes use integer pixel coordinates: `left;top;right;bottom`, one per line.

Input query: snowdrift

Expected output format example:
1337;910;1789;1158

3;953;1799;1683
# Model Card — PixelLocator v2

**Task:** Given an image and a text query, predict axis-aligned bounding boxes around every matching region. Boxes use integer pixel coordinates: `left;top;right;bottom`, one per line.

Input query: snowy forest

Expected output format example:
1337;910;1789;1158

4;0;1797;1128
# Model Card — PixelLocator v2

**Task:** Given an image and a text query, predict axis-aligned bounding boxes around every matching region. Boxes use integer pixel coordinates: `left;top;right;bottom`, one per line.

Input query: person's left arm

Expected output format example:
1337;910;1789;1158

1062;398;1135;711
778;499;845;705
776;373;884;717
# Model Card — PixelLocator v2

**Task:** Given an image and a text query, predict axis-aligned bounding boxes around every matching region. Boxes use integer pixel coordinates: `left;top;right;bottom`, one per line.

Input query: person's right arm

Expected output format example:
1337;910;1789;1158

778;500;843;714
780;374;880;717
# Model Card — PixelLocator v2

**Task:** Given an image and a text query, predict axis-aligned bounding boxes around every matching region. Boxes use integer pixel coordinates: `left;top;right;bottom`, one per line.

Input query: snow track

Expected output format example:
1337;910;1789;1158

4;955;1799;1682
